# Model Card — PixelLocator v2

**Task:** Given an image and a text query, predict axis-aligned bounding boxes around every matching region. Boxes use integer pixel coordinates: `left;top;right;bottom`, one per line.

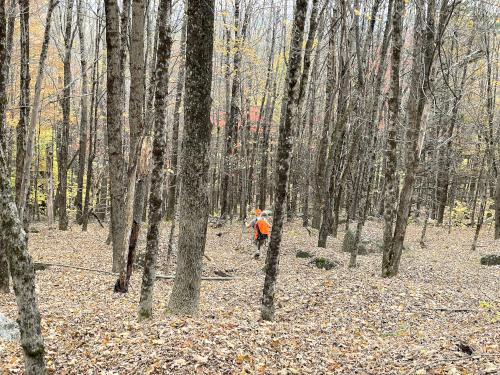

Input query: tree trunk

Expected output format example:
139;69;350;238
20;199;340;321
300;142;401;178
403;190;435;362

220;0;242;219
165;15;186;220
105;0;127;272
114;0;147;293
75;0;89;224
167;0;215;316
261;0;307;322
82;7;102;232
15;0;30;225
0;0;10;293
383;0;448;277
58;0;75;231
258;78;277;210
312;19;336;229
381;0;405;277
17;0;56;225
0;173;47;373
1;4;46;364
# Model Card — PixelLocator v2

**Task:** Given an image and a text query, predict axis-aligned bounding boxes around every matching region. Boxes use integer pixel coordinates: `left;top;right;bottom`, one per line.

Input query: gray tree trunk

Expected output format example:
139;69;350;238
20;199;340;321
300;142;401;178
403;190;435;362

75;0;89;224
261;0;308;322
312;19;336;229
58;0;75;231
0;0;10;293
165;15;186;220
381;0;405;277
167;0;215;316
114;0;147;293
105;0;128;272
1;2;46;368
15;0;30;224
0;173;47;374
17;0;57;224
220;0;242;219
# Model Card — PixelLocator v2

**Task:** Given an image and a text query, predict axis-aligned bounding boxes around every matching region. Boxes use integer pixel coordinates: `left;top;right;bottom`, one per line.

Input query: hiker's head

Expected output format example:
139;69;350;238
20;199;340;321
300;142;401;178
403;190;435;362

255;208;262;216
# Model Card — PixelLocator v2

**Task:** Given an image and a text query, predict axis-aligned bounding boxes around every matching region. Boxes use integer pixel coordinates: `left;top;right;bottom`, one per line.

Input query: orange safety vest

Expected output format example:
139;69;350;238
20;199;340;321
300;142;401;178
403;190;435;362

254;218;270;240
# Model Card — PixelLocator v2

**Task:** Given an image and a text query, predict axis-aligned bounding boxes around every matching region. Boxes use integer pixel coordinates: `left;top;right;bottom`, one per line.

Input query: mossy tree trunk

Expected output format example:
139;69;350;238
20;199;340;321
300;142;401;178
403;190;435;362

0;2;46;370
138;0;173;318
261;0;308;322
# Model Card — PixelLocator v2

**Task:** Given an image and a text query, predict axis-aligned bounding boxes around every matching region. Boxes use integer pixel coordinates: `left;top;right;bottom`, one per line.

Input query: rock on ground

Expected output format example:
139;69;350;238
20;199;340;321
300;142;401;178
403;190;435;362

480;254;500;266
0;312;19;341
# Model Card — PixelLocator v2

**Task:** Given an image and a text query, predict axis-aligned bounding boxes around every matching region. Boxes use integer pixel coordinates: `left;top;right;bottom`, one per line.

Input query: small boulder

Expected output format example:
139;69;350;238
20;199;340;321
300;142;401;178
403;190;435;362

0;312;20;341
296;250;313;258
480;254;500;266
310;257;339;270
342;229;381;255
341;229;356;253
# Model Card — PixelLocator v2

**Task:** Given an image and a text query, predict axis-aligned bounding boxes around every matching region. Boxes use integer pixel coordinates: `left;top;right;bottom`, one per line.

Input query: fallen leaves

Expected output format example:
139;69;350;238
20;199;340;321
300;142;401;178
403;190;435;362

0;221;499;374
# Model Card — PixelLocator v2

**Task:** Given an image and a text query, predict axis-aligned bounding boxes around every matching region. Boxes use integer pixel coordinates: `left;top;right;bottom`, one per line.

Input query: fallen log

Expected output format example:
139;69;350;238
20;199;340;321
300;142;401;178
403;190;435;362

33;262;236;281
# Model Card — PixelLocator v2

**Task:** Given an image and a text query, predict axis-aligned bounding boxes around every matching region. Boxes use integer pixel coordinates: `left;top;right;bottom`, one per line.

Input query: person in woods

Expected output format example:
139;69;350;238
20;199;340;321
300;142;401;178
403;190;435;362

247;208;271;258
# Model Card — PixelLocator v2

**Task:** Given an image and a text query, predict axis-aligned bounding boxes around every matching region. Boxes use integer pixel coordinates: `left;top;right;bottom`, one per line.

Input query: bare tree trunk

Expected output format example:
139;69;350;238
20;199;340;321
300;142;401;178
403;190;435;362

45;144;54;227
318;2;351;247
261;0;307;322
287;0;320;221
383;0;451;277
16;0;56;225
167;0;215;316
220;0;242;219
381;0;405;277
58;0;75;231
472;175;487;251
0;171;46;373
15;0;30;224
75;0;89;224
113;0;147;292
0;0;10;293
258;78;277;210
105;0;127;272
1;2;46;365
82;6;102;232
313;19;336;229
165;15;186;220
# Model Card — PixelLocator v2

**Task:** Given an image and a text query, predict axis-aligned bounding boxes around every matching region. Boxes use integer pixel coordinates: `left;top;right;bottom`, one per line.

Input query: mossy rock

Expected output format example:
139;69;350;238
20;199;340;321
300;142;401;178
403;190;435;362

310;257;339;270
480;254;500;266
296;250;313;258
342;229;356;253
342;230;373;255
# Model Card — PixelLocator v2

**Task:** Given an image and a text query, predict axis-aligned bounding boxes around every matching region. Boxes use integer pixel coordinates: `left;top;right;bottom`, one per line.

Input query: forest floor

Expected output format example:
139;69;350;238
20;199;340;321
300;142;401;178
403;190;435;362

1;218;499;374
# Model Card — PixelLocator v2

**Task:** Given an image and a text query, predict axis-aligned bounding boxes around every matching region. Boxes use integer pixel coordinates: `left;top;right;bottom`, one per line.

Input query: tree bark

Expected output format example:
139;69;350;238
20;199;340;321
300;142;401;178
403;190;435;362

114;0;147;293
105;0;127;272
0;171;47;373
75;0;89;224
0;0;10;292
220;0;242;219
82;6;103;232
381;0;405;277
1;5;46;364
261;0;307;322
167;0;215;316
58;0;75;231
165;15;186;220
312;18;336;229
15;0;30;224
16;0;57;225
